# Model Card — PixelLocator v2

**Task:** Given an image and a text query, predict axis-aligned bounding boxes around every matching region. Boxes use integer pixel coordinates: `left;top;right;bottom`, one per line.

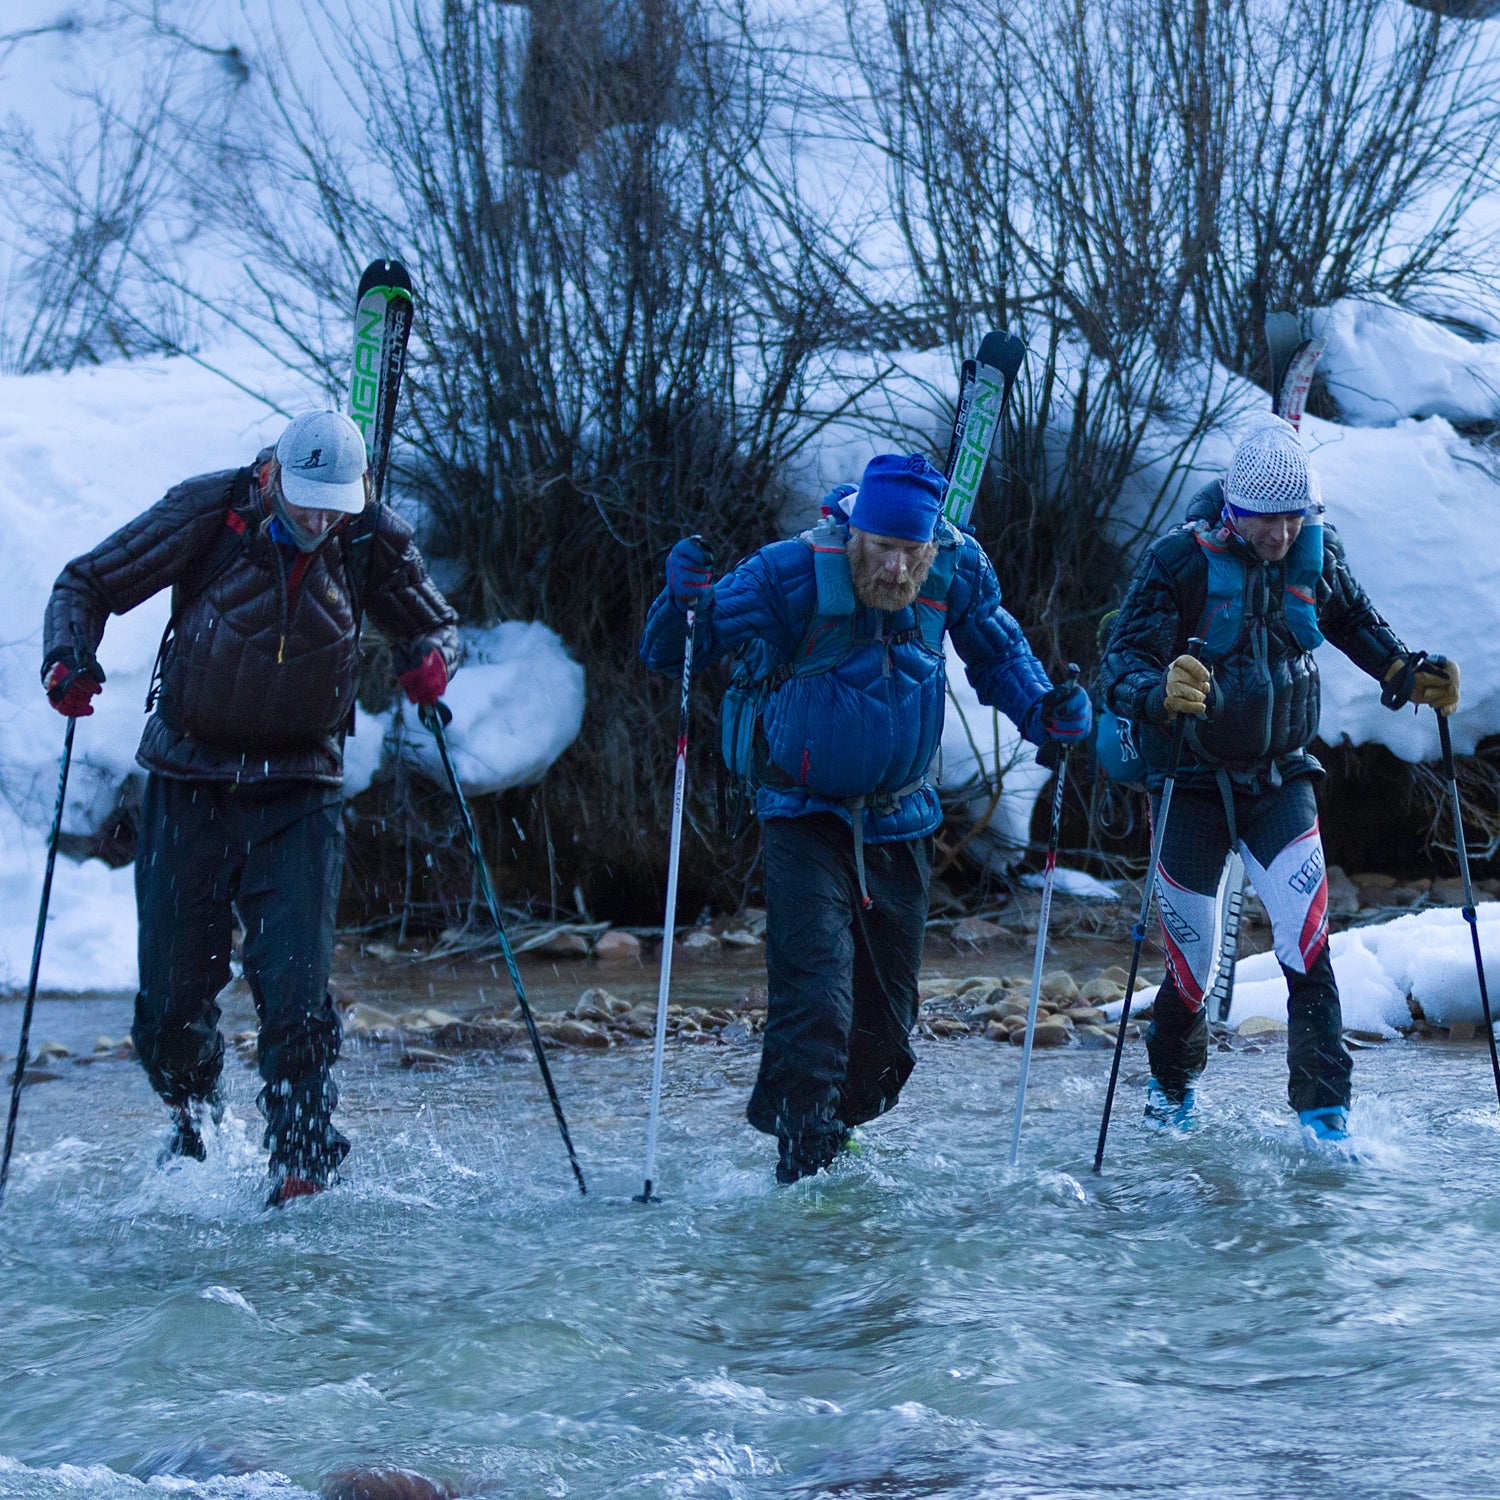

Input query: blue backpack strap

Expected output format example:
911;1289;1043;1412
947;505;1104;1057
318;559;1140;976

912;519;959;653
1195;528;1246;660
1282;521;1325;651
793;516;857;678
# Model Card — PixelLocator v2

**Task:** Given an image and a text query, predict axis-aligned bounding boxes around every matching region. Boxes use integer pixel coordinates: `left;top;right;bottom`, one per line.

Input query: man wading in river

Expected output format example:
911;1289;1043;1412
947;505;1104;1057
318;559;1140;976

640;453;1090;1183
40;411;458;1206
1099;414;1459;1142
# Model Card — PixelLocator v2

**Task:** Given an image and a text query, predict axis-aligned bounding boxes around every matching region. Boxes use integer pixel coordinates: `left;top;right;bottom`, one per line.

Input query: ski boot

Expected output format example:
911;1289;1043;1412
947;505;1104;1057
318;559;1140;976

1298;1106;1349;1143
266;1173;326;1209
157;1089;224;1166
1144;1078;1197;1132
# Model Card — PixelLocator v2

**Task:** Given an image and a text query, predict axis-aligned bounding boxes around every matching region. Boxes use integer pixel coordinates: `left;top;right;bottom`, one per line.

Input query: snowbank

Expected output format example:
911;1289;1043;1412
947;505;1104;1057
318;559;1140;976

393;622;586;796
1314;297;1500;427
1119;905;1500;1036
936;637;1050;873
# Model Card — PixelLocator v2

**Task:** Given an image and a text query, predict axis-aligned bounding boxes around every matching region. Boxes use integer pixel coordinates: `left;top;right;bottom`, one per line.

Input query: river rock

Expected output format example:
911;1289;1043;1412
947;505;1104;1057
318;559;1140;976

1237;1014;1287;1037
93;1035;118;1052
1079;978;1126;1004
1325;865;1361;920
1029;1019;1074;1047
322;1469;455;1500
574;986;629;1016
1068;1006;1107;1026
1431;878;1472;906
955;975;1001;996
1386;885;1427;908
400;1047;449;1072
593;929;642;959
22;1068;63;1086
1077;1025;1115;1049
737;907;769;937
1447;1020;1478;1042
985;1021;1009;1041
928;1018;968;1038
32;1040;69;1060
952;916;1004;945
538;931;591;958
1038;971;1077;1003
554;1019;610;1047
678;929;720;951
721;929;762;948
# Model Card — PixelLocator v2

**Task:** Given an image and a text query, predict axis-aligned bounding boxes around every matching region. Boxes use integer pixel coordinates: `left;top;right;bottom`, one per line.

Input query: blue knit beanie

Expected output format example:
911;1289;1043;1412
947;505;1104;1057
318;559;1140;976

849;453;946;543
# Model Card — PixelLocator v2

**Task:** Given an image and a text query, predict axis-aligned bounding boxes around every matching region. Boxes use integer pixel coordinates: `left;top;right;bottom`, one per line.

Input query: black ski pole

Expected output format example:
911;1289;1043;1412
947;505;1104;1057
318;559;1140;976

1093;638;1205;1175
1436;709;1500;1108
1;630;102;1208
420;701;587;1196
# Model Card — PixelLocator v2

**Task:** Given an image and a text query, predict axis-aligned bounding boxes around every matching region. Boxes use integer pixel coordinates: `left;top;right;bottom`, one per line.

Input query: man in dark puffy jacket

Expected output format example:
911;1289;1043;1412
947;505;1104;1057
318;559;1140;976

1099;414;1459;1141
41;411;459;1205
640;452;1091;1183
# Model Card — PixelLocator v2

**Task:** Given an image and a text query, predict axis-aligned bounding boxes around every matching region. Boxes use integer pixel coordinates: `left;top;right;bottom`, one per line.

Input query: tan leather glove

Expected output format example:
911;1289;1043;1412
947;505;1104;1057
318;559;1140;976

1383;656;1461;716
1413;657;1460;715
1164;655;1211;717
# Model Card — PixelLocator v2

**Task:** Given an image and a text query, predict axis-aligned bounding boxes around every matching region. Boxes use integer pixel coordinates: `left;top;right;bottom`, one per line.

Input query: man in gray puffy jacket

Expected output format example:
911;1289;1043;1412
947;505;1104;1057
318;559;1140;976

41;411;459;1205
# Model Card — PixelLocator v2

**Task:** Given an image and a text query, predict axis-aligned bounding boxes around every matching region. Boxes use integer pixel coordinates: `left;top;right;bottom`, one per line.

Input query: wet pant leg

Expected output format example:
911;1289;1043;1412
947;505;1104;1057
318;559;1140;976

1145;788;1230;1102
840;834;929;1126
234;790;348;1179
1237;777;1352;1113
749;816;929;1179
131;776;236;1107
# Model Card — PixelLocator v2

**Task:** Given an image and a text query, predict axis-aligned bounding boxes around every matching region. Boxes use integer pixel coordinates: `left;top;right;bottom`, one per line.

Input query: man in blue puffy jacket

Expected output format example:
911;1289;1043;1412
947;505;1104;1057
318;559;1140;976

640;453;1091;1183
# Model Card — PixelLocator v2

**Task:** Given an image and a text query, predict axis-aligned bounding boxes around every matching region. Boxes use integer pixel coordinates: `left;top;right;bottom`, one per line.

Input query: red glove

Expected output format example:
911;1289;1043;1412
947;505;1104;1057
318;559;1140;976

45;661;102;718
398;648;448;707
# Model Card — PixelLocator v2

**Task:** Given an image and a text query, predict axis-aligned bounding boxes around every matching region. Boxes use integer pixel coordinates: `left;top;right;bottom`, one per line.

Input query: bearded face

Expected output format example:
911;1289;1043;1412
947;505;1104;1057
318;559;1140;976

846;527;939;611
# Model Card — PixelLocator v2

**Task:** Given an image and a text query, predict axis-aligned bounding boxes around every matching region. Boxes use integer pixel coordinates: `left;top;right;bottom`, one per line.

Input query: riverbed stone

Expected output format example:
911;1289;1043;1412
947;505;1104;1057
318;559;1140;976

32;1040;69;1060
679;928;720;951
985;1021;1008;1041
322;1468;456;1500
554;1019;611;1047
1447;1020;1478;1042
593;929;642;959
957;975;1003;996
538;931;591;958
1237;1014;1287;1037
1068;1006;1107;1026
1028;1019;1074;1048
1040;971;1079;1003
1325;865;1361;920
400;1047;449;1071
1079;978;1126;1004
952;917;1004;945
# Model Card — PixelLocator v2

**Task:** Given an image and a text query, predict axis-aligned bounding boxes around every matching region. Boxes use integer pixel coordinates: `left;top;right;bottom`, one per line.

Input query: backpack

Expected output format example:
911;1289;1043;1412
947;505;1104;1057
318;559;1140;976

717;515;959;836
1094;495;1324;787
145;466;382;723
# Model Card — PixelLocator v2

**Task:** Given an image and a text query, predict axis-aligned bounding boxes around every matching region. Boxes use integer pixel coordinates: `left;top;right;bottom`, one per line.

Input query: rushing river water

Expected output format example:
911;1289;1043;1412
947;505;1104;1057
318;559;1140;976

3;988;1499;1500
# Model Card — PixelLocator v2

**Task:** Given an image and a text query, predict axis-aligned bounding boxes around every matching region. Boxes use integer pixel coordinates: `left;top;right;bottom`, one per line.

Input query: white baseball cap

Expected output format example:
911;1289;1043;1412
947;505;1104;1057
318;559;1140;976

276;410;368;514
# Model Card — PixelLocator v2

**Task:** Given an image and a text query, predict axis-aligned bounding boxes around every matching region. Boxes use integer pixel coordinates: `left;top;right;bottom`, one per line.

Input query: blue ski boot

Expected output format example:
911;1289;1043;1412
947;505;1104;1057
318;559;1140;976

1144;1079;1197;1132
1298;1106;1349;1143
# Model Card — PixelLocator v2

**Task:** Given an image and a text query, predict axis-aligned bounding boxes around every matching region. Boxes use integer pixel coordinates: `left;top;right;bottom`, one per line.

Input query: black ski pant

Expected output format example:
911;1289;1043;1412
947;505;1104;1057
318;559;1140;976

132;774;350;1177
1147;775;1352;1114
747;815;930;1179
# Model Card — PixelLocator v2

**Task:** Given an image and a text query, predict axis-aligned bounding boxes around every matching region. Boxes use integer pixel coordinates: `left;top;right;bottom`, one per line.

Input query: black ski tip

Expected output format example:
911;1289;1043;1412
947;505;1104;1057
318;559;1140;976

356;258;413;301
978;329;1026;379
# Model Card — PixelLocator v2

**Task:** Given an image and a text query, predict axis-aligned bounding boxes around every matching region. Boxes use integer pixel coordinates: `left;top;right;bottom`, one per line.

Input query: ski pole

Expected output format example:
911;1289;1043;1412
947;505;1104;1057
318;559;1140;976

1;630;101;1208
1009;666;1078;1167
1093;637;1205;1175
1436;708;1500;1108
419;702;587;1196
635;605;698;1204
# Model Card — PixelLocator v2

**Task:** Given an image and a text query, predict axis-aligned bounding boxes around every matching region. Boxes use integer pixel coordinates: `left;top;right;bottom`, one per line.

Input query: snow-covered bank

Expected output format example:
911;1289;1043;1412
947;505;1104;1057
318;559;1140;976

1115;904;1500;1036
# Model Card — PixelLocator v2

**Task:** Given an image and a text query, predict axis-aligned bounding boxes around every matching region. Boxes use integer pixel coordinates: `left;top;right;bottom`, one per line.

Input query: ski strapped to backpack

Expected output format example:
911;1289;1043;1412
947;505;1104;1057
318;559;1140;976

719;515;960;903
